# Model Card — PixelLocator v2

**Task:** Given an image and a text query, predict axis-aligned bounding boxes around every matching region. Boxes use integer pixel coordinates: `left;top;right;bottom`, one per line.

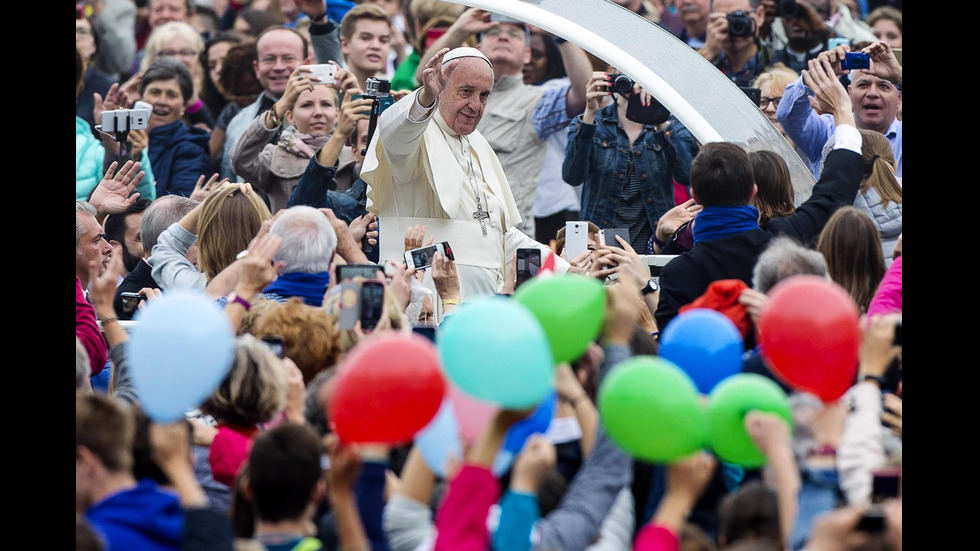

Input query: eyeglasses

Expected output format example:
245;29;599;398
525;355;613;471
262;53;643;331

758;96;782;109
483;26;527;41
76;27;92;37
158;49;199;59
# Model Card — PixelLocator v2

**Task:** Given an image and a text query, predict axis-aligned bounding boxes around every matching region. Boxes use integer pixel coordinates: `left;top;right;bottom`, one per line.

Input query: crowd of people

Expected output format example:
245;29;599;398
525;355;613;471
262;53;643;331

77;1;902;550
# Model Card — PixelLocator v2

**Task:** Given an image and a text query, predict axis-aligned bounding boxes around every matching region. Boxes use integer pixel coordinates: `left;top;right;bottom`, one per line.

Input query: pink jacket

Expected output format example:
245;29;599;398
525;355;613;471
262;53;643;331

867;255;902;316
433;465;500;551
76;276;107;376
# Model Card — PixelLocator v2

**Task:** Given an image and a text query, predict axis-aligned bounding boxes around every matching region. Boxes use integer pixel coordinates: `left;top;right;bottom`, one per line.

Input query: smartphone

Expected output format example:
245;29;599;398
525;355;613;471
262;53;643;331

260;335;285;359
337;263;383;282
301;63;337;85
870;468;901;503
625;93;670;126
601;227;630;249
516;248;542;288
412;325;437;343
351;93;395;115
120;292;145;312
404;241;454;271
841;52;870;70
827;36;850;50
739;86;762;106
564;221;590;260
360;280;385;331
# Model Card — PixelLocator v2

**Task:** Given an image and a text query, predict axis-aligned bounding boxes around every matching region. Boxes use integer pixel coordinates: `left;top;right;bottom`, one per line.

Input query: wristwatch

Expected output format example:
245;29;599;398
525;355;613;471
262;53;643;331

642;277;660;295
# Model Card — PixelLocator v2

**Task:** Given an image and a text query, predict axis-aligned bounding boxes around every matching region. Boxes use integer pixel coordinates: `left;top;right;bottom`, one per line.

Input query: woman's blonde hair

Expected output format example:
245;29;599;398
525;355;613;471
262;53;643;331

197;185;271;281
751;63;799;97
141;21;206;98
859;129;902;207
199;334;289;426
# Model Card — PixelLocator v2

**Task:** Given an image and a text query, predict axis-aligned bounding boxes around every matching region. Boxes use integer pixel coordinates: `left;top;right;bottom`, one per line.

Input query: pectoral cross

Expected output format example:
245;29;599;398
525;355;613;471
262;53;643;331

473;198;489;237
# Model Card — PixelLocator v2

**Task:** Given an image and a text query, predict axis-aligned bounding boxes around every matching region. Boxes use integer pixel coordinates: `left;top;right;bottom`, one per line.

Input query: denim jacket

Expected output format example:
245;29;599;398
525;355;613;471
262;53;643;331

562;105;698;231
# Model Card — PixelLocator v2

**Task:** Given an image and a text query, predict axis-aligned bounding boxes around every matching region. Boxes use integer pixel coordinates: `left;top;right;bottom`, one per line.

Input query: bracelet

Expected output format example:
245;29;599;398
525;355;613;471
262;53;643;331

441;298;460;306
807;444;837;458
652;233;667;249
861;374;885;386
267;107;283;128
100;317;119;326
569;394;589;407
226;292;252;311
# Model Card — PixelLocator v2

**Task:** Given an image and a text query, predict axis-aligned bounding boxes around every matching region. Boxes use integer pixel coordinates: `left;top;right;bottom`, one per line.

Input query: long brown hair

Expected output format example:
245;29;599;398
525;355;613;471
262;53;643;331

750;150;796;226
859;129;902;207
816;206;885;313
197;185;271;281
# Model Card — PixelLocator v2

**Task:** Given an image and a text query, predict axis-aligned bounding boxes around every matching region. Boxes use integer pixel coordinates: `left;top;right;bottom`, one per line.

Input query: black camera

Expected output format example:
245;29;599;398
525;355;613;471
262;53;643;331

777;0;800;18
607;73;635;95
364;77;392;97
727;10;756;37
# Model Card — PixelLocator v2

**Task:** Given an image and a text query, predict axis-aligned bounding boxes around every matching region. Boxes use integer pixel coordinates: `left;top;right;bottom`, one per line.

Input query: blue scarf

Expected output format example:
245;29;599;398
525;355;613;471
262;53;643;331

692;205;760;244
263;271;331;307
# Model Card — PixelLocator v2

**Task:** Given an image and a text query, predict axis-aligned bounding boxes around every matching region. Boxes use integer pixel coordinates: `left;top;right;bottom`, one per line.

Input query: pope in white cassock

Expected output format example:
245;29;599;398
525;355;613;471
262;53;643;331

361;46;569;302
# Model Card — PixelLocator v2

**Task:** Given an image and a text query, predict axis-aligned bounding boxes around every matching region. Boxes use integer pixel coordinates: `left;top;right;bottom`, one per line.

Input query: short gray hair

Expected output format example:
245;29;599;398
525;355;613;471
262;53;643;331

271;206;337;274
752;236;828;294
76;200;98;252
140;195;199;256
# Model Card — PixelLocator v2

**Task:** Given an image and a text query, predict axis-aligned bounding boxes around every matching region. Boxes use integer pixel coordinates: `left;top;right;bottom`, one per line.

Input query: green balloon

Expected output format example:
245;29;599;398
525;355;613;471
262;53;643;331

514;275;606;363
707;374;793;468
597;356;707;463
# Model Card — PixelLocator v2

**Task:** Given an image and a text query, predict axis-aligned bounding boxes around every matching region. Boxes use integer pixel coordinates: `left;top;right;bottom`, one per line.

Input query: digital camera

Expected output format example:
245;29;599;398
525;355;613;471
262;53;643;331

364;77;392;98
840;52;871;70
727;10;756;38
607;73;635;95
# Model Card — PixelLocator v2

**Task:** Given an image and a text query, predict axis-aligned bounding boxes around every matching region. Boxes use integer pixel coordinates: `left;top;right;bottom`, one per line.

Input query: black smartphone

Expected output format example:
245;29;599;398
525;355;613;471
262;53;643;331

871;468;901;503
412;325;437;343
625;93;670;126
337;263;383;282
856;505;885;533
516;248;542;288
120;291;145;311
360;281;385;331
260;335;285;359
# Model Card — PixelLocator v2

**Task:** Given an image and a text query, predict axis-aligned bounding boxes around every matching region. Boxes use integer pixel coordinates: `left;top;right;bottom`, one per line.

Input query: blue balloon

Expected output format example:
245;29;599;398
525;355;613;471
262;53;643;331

414;399;463;478
659;308;744;394
129;290;236;422
438;296;554;409
493;391;557;475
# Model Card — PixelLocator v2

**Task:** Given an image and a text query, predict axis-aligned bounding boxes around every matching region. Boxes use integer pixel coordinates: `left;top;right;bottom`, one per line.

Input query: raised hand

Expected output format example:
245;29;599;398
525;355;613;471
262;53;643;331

862;41;902;84
802;56;853;123
89;160;144;216
419;48;453;107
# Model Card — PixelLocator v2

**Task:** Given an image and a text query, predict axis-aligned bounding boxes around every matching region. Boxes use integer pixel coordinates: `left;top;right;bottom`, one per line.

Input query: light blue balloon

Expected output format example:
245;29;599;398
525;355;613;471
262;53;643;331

414;399;463;478
659;308;745;394
129;290;236;422
493;391;557;475
438;296;554;409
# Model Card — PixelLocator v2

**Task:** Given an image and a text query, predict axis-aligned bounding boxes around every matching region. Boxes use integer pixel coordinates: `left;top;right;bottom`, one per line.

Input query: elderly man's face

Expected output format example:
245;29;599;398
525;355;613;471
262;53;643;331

76;213;112;281
849;70;900;134
438;57;494;136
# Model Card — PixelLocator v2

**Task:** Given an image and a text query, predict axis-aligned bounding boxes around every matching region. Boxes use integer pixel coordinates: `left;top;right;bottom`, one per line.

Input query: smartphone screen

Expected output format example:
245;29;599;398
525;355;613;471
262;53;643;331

871;469;901;503
516;248;541;288
405;244;440;270
337;264;383;282
360;281;385;331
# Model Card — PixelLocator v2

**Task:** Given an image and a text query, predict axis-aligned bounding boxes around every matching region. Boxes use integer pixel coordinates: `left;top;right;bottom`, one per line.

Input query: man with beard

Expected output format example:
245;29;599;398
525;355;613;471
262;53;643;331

112;195;199;319
771;0;834;74
103;199;152;279
699;0;775;87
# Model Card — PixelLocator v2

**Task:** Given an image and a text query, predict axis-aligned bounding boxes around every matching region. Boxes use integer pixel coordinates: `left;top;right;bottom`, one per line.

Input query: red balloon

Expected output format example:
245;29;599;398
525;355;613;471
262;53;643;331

758;275;860;402
329;333;447;443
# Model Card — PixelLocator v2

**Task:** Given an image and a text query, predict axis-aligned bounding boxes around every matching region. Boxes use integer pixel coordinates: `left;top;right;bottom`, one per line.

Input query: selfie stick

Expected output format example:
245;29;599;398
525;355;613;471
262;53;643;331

361;95;382;157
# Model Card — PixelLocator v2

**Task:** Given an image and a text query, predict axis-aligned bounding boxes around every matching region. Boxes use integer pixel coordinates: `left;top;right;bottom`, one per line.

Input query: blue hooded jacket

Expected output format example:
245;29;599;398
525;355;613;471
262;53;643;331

85;479;185;551
147;119;212;198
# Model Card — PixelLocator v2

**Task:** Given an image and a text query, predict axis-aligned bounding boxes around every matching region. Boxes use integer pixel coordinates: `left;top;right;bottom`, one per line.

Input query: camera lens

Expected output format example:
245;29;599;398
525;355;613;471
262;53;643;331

777;0;799;18
610;73;634;95
727;10;755;37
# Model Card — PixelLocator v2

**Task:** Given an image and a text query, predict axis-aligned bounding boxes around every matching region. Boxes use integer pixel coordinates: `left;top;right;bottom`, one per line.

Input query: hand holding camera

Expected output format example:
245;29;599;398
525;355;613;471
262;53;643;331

802;55;853;124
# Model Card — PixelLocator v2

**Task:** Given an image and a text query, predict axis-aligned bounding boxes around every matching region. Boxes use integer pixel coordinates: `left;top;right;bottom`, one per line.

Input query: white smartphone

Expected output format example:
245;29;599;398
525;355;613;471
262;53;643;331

301;63;337;85
404;242;454;271
565;221;589;260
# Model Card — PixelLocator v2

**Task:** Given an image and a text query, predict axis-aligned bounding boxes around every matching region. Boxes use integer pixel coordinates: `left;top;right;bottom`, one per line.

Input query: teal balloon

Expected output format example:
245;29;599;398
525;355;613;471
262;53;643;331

707;373;793;468
597;356;707;463
659;308;744;394
515;275;606;363
438;296;553;409
129;290;236;422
